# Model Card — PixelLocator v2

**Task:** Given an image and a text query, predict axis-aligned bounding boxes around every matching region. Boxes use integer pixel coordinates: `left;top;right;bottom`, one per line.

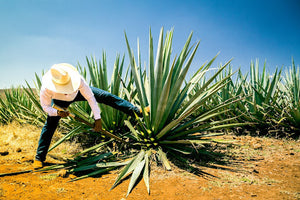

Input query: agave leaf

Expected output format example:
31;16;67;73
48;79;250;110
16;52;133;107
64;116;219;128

180;59;233;114
193;132;224;138
73;161;129;172
68;103;94;125
124;120;141;141
156;80;231;140
38;164;68;172
126;159;146;197
143;151;150;194
96;161;130;168
172;120;250;139
152;27;165;122
110;159;136;190
187;52;219;94
153;61;175;132
154;79;227;139
181;69;235;117
162;30;173;84
160;140;212;145
34;72;42;89
156;42;200;132
158;148;171;170
162;40;199;112
264;68;281;104
23;81;45;115
171;109;230;136
72;139;113;157
85;53;128;131
148;28;155;118
137;41;149;110
110;150;145;190
70;167;115;182
134;114;152;138
165;146;193;155
71;164;97;172
211;139;236;144
205;122;252;131
124;32;148;108
125;150;145;176
171;32;193;87
76;152;114;165
48;126;83;152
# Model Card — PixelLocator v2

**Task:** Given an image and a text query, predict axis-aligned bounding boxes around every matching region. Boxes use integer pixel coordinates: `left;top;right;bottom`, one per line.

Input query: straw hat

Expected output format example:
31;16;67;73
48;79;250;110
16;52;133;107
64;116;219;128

42;63;81;94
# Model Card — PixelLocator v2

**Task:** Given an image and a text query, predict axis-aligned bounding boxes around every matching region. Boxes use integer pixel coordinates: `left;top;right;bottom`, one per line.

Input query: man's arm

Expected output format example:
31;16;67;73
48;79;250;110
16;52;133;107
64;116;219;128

78;79;101;120
40;88;58;116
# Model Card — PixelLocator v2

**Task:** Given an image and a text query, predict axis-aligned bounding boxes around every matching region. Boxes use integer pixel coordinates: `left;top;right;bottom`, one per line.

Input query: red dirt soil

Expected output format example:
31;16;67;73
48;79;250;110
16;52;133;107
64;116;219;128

0;135;299;200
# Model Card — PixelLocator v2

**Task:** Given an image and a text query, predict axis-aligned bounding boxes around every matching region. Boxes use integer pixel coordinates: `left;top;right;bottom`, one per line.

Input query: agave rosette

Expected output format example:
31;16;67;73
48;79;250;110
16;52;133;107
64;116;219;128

111;28;248;196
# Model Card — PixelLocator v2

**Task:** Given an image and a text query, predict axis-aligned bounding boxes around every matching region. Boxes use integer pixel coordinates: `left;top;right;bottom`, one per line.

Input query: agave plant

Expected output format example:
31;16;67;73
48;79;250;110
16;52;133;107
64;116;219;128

280;59;300;136
0;87;27;124
194;65;249;123
107;28;248;196
238;60;284;135
0;83;47;126
84;53;130;133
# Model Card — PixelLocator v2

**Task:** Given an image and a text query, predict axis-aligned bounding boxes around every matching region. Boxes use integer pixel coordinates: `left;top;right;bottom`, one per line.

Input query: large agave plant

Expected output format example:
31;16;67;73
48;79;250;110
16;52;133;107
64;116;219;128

109;28;247;196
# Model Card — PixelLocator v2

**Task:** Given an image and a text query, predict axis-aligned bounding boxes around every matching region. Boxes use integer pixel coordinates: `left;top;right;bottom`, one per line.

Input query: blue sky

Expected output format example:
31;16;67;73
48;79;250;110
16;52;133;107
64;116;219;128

0;0;299;88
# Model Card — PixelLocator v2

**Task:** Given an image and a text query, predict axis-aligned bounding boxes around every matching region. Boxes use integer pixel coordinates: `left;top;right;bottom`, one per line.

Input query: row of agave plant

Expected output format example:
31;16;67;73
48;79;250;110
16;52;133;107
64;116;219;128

0;28;299;196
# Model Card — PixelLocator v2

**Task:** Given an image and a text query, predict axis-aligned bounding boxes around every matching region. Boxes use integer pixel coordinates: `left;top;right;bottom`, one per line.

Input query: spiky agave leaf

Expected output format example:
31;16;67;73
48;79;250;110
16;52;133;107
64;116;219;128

235;60;285;135
120;27;248;196
280;59;300;134
143;151;150;194
158;147;171;170
37;151;129;182
110;149;152;196
70;160;130;182
84;53;129;132
126;158;146;196
110;150;145;190
70;167;115;182
48;126;83;152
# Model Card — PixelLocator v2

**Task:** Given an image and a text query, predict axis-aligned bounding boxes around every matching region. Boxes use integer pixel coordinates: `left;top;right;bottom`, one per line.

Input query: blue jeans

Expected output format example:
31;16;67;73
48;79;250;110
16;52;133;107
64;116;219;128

35;87;140;162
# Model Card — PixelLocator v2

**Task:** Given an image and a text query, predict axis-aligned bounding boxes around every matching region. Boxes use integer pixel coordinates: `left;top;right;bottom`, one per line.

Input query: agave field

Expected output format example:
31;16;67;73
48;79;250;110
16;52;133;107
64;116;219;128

0;28;299;196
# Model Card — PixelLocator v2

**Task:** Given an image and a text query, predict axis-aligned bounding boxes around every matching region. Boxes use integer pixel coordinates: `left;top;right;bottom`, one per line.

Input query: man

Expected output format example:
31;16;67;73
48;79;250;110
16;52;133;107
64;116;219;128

33;63;147;169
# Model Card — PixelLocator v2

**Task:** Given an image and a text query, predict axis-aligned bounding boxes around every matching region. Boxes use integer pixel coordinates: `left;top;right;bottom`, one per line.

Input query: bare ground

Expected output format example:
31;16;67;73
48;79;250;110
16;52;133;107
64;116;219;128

0;122;299;200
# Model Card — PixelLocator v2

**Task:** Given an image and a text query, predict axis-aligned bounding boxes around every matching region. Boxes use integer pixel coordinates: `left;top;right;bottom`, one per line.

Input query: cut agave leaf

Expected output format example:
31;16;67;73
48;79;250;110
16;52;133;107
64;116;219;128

48;126;83;152
127;159;146;197
70;167;114;182
110;150;145;190
72;160;129;172
158;148;171;171
143;152;150;194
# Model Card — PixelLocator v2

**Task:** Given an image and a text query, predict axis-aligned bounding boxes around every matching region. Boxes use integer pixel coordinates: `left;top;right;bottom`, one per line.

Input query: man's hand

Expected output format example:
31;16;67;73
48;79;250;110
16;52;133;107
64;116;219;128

94;118;102;132
57;110;69;118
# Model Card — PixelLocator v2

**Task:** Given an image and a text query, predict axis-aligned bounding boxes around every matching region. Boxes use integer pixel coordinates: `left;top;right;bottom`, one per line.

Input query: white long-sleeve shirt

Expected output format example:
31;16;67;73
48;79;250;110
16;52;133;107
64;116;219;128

40;77;101;120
